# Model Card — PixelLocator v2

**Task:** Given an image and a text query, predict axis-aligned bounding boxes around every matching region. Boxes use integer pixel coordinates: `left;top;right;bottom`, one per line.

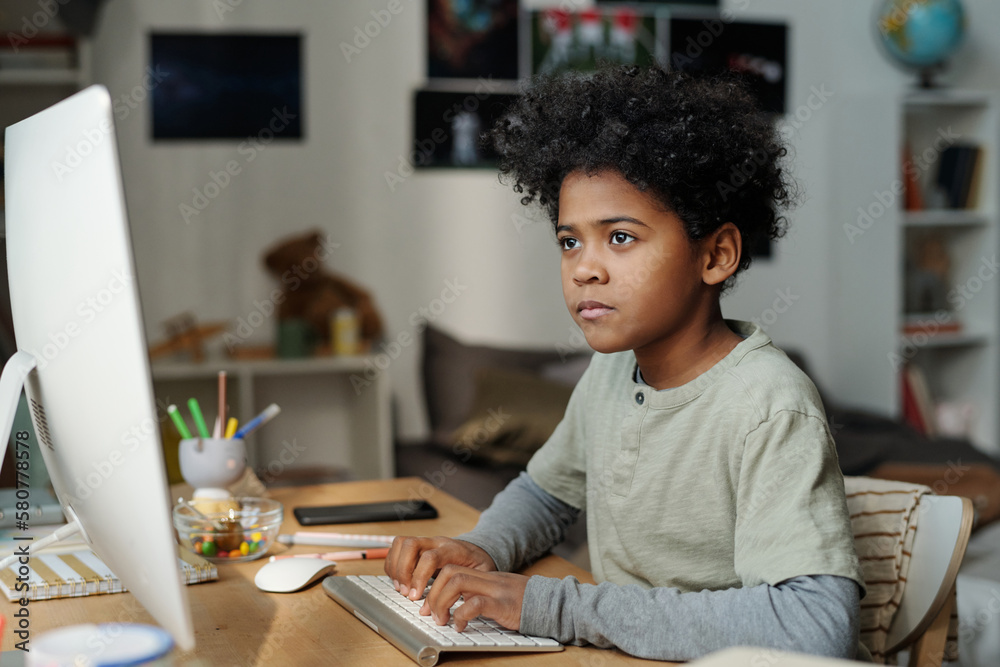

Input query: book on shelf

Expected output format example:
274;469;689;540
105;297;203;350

902;142;925;211
936;144;982;209
0;544;217;602
0;33;77;70
901;364;937;437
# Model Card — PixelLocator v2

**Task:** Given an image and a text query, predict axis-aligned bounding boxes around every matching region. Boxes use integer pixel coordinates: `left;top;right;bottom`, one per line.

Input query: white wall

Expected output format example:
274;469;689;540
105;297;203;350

87;0;1000;440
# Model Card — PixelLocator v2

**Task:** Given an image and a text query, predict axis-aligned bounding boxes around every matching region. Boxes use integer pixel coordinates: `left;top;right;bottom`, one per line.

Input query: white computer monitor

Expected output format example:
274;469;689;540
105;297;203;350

0;85;194;650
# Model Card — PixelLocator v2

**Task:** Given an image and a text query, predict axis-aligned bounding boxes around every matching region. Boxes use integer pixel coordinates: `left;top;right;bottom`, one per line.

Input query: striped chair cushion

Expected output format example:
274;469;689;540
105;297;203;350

844;476;958;664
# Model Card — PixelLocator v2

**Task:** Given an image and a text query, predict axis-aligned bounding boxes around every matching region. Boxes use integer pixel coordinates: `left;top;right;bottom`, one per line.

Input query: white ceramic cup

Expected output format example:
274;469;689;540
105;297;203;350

178;438;246;496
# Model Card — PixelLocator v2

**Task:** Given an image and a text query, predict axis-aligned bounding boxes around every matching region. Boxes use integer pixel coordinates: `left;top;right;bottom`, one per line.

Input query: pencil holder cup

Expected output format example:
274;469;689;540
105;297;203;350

178;438;246;497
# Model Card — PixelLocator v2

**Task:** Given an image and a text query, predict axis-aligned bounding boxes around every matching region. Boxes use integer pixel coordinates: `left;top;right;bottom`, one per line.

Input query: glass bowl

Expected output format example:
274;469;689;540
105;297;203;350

173;497;283;563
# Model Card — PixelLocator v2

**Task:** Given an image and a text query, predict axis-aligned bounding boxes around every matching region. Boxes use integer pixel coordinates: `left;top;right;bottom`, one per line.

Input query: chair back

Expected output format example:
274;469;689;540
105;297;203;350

845;476;973;666
885;494;973;662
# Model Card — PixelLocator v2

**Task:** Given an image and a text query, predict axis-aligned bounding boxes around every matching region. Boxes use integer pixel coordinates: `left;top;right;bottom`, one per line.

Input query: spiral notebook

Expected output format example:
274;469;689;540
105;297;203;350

0;546;217;601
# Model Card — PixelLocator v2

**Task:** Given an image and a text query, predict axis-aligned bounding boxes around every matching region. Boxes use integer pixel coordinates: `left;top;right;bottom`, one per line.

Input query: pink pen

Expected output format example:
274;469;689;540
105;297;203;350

277;532;396;547
269;547;391;562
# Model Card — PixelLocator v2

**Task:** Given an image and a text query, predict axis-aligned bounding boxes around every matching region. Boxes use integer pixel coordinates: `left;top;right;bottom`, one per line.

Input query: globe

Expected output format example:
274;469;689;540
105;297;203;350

877;0;966;85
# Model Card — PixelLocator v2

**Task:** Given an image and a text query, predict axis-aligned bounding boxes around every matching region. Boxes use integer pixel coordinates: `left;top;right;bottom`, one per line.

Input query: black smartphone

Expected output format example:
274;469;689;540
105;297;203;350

293;500;438;526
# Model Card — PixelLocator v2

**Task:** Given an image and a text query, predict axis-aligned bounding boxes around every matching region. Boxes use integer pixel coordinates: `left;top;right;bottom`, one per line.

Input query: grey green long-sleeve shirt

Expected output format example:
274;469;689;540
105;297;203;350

458;471;865;662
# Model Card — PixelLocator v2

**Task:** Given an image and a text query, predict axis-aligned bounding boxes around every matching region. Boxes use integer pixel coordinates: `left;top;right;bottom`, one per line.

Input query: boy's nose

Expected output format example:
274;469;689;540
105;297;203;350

572;251;609;284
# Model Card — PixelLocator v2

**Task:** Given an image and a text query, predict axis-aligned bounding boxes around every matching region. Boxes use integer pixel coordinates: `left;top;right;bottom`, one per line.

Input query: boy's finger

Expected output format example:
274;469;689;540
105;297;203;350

388;536;425;591
451;593;490;632
384;536;402;584
423;564;475;623
409;548;445;599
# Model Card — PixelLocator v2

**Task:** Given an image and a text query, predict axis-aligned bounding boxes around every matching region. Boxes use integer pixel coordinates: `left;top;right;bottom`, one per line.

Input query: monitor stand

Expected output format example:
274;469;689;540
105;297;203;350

0;350;86;569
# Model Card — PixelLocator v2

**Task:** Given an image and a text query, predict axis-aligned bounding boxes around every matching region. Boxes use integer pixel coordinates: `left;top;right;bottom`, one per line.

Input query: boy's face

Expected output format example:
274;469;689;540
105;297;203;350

557;169;710;356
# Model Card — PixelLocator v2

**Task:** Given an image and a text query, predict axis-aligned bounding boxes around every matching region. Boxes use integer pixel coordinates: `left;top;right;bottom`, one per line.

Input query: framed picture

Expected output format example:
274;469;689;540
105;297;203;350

428;0;519;80
666;18;788;114
602;0;719;5
150;33;303;140
412;89;518;168
523;6;667;78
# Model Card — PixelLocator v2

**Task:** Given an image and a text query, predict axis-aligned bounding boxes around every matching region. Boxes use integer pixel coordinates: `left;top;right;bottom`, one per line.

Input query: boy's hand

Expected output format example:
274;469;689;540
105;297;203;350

420;566;529;632
385;536;497;600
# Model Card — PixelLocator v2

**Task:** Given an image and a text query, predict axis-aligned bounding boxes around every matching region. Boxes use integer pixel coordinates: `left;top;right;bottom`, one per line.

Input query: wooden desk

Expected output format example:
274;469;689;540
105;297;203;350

3;478;663;666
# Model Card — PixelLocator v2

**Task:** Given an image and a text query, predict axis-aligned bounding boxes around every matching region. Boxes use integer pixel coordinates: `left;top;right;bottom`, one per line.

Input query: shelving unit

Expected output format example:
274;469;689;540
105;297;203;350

0;37;91;231
151;356;394;481
831;90;1000;455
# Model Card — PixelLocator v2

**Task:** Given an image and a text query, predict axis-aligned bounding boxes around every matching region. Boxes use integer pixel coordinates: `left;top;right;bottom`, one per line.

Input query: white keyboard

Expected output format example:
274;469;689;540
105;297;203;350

322;575;563;666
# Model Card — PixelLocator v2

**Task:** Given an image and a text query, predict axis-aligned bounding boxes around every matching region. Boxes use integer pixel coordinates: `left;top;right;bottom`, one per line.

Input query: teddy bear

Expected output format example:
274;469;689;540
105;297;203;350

262;230;384;351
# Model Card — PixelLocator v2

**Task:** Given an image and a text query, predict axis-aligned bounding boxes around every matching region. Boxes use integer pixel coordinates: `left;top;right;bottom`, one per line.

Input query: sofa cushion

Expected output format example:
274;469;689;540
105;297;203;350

449;366;575;467
421;325;590;447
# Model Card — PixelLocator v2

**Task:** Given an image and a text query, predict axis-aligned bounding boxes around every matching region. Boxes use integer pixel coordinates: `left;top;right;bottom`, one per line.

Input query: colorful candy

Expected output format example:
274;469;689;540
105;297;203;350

185;530;269;561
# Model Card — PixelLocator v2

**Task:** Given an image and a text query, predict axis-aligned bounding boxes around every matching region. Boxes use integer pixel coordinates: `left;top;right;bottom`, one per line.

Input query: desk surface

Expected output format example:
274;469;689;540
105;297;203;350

3;477;664;666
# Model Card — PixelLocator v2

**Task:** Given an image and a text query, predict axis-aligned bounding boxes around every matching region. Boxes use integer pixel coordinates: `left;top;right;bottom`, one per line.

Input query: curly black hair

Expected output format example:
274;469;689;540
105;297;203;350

489;65;794;287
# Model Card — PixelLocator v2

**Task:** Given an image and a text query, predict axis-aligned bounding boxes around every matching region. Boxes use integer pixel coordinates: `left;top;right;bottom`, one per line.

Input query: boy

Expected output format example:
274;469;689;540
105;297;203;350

385;66;867;662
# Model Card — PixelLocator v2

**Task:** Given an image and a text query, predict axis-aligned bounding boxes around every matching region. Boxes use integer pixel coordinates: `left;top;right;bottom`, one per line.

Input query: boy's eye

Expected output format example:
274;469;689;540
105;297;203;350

610;231;635;245
558;237;580;251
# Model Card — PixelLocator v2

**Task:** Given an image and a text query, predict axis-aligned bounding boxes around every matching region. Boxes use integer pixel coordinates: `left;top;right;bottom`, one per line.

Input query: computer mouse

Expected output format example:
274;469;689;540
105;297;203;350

254;558;338;593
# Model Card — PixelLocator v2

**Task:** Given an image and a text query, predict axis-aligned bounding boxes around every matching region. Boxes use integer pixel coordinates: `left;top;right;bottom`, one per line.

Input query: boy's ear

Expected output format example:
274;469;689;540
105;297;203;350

701;222;742;286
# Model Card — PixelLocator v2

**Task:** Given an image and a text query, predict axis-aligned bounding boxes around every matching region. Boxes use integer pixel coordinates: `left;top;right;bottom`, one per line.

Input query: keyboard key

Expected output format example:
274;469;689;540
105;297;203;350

469;635;498;646
530;637;561;647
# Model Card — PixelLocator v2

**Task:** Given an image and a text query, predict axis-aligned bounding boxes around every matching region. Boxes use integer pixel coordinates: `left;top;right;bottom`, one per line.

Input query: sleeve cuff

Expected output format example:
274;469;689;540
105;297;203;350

519;575;571;638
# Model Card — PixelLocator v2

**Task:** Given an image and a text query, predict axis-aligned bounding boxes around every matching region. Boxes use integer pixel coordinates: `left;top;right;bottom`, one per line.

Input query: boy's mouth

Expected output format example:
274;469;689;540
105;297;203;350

578;300;614;321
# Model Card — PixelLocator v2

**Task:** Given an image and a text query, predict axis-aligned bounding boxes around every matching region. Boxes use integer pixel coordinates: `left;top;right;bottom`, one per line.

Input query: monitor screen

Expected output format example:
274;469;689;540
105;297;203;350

2;86;194;650
150;33;303;141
